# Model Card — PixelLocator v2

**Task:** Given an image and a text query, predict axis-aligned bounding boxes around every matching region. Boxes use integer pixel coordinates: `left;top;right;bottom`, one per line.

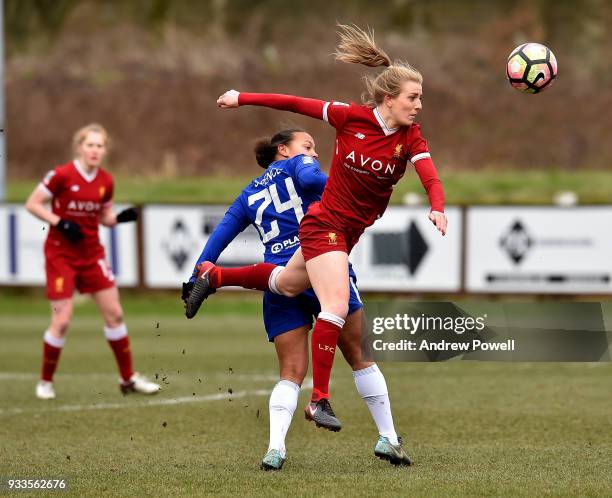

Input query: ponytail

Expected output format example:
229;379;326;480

334;23;391;68
253;128;305;168
335;23;423;108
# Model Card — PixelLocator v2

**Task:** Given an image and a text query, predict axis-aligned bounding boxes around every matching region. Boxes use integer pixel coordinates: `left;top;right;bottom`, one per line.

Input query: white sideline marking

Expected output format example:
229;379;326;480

0;372;281;382
0;389;269;416
0;380;314;416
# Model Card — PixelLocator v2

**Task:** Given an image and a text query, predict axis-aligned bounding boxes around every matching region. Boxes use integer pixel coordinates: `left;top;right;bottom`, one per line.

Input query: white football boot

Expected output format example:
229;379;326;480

36;380;56;400
120;372;160;395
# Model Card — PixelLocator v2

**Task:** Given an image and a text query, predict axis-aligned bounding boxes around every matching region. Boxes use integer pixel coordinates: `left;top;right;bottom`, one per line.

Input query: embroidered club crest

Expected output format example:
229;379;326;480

55;277;64;293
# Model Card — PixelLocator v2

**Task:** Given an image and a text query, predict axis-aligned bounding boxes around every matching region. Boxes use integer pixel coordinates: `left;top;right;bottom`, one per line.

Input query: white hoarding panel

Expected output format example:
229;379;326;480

466;206;612;293
349;206;462;292
0;204;138;287
142;205;263;288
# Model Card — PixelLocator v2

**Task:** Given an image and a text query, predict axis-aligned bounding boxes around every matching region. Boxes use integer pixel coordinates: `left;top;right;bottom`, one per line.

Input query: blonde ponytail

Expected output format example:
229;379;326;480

334;24;391;68
335;24;423;108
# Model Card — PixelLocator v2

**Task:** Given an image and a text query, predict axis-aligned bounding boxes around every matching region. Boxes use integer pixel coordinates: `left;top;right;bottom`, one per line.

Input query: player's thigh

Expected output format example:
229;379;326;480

92;286;124;326
77;257;115;296
273;325;310;385
305;250;350;317
45;254;77;300
277;248;310;296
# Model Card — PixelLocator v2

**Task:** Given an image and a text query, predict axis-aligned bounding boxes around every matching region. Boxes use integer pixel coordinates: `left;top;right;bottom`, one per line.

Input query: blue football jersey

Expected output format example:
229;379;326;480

189;153;359;285
237;154;324;265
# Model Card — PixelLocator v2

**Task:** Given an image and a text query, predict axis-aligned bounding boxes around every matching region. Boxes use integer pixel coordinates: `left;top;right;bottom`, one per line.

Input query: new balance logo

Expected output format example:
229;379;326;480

355;132;365;140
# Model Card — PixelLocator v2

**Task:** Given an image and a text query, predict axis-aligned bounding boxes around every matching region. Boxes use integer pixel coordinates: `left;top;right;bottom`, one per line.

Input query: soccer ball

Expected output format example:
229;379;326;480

506;43;557;94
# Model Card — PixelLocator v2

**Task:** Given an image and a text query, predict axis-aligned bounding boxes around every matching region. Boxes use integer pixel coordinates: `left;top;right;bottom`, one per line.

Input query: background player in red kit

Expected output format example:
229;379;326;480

25;123;160;400
192;25;447;432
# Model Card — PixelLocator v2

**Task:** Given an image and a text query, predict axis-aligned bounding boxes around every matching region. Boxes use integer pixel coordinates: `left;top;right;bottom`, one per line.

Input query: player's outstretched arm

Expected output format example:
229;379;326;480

182;200;249;317
216;89;240;108
187;199;250;284
217;89;327;121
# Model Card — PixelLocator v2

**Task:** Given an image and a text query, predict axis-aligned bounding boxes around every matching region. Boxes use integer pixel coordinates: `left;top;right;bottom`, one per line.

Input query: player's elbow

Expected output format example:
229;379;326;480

25;196;39;215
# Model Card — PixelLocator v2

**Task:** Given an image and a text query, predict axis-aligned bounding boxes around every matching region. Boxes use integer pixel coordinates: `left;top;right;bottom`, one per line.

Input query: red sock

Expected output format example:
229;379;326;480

213;263;277;291
41;341;62;382
310;316;343;402
107;336;134;382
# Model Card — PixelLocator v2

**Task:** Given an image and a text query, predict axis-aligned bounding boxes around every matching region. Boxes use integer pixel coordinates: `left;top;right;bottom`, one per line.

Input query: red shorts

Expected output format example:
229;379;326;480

45;253;115;300
298;202;364;262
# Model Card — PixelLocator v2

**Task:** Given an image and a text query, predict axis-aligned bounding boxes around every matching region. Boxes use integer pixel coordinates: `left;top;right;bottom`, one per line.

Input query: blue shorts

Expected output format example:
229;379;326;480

262;275;363;342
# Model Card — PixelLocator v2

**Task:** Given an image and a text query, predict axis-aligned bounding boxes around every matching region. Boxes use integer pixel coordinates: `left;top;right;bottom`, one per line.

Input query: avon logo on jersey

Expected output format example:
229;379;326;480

66;200;101;212
345;150;398;176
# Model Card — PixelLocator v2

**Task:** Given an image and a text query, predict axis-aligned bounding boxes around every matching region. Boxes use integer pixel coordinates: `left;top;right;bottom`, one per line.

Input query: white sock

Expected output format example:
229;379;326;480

268;266;284;295
103;323;128;341
268;379;300;458
353;364;399;445
44;330;66;348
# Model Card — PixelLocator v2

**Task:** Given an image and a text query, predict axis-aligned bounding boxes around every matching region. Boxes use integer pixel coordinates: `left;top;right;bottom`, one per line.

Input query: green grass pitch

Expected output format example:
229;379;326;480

1;291;611;497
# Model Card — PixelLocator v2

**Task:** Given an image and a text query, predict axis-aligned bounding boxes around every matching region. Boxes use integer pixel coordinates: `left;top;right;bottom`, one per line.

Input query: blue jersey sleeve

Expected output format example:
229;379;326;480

188;197;250;282
293;155;327;195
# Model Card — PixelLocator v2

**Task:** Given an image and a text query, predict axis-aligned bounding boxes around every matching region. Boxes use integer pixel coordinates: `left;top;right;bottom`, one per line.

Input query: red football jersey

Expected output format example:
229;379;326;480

39;160;113;259
238;93;444;230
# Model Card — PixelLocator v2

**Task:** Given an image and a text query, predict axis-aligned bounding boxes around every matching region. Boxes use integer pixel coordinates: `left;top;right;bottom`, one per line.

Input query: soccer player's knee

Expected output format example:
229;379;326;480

281;365;306;385
105;308;124;327
51;311;72;334
326;302;349;320
54;320;71;335
281;285;301;298
277;278;302;298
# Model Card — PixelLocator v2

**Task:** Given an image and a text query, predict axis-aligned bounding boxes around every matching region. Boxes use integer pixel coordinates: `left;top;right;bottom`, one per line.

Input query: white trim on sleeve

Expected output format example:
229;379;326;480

410;152;431;163
37;182;53;198
322;102;330;123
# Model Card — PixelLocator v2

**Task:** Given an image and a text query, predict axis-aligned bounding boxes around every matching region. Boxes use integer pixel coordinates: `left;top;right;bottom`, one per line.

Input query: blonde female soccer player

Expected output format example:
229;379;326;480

188;24;446;433
26;123;159;400
184;128;409;469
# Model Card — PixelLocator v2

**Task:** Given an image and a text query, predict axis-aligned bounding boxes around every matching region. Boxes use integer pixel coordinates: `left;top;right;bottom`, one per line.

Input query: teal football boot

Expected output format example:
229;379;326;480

260;449;286;471
374;436;412;466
